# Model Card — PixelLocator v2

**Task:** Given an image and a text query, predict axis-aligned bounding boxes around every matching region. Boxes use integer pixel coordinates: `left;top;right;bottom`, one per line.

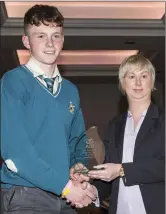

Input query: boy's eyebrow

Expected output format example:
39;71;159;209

32;32;45;35
32;32;62;35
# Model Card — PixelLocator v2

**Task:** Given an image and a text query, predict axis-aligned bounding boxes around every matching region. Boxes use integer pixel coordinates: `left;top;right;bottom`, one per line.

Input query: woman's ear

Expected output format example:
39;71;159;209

22;35;30;50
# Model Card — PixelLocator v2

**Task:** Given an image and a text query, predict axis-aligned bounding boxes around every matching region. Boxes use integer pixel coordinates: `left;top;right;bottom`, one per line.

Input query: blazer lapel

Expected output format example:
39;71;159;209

134;103;159;153
115;113;127;162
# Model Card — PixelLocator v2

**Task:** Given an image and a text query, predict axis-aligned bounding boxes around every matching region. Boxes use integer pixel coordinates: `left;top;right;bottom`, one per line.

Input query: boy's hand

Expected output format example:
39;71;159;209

70;163;90;182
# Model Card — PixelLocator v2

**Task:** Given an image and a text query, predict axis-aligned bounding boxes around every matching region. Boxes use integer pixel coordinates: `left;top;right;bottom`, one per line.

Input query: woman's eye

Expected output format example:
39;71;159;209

142;75;147;78
129;75;134;79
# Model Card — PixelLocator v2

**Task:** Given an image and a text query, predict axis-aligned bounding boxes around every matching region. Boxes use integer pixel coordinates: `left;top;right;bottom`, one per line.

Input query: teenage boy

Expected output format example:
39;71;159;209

1;4;96;214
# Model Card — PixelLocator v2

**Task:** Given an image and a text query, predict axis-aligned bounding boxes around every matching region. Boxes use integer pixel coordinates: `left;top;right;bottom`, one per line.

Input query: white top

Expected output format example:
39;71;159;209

117;110;147;214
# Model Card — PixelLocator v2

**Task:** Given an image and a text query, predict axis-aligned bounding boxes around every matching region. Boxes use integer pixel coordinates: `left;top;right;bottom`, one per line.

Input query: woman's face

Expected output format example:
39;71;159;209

122;70;153;102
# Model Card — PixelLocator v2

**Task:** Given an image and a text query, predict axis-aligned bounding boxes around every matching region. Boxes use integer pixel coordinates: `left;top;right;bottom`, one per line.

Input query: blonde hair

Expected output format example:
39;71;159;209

119;54;156;94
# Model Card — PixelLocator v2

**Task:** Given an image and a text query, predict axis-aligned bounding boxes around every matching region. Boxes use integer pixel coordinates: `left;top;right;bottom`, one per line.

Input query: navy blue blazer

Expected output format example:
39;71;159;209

94;103;165;214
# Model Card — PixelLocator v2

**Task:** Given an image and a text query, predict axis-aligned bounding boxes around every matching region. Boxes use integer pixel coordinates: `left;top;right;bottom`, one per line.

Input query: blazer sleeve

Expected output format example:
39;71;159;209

122;113;165;186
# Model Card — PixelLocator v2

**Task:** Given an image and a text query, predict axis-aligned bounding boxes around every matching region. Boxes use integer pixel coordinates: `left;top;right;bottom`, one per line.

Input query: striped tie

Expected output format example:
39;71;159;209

38;75;56;93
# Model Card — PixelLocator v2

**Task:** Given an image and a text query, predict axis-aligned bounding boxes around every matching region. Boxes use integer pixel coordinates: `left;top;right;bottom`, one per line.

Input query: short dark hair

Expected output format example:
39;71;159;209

24;4;64;34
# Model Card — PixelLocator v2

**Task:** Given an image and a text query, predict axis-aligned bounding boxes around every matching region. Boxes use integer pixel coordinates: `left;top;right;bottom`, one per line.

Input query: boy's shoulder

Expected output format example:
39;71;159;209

1;66;25;82
1;66;31;92
62;77;78;93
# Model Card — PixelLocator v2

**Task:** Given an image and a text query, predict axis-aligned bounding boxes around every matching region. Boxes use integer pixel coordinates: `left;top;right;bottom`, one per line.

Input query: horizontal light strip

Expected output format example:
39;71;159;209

17;50;139;65
5;2;165;19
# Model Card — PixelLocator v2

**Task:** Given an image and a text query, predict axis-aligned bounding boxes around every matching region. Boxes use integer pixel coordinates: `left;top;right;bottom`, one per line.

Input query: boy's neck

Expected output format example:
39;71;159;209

39;64;56;78
31;56;56;78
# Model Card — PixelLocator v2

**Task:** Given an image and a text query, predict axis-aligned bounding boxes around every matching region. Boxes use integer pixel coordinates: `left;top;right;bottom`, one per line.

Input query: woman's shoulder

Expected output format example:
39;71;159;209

108;111;127;125
150;103;164;121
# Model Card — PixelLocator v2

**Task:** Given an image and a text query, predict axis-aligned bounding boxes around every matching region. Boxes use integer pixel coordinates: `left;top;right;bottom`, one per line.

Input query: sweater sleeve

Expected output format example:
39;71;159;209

68;91;87;168
92;120;114;203
1;75;69;195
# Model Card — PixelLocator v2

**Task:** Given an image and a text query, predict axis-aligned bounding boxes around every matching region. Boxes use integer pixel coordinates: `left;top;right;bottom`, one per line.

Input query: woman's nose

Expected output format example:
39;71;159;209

135;77;141;86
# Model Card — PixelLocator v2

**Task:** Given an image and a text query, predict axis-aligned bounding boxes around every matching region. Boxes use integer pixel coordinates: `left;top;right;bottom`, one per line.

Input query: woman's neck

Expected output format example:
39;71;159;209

128;99;151;119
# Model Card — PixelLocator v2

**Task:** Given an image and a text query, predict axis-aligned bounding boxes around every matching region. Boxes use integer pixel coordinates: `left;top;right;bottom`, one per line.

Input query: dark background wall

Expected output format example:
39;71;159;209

76;81;164;138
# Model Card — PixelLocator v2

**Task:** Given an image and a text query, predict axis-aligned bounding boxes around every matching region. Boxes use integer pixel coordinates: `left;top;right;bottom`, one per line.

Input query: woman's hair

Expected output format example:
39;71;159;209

24;4;64;35
119;54;156;93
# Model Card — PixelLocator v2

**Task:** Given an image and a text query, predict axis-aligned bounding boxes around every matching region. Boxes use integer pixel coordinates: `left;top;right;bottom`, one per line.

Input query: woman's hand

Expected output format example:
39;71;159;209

88;163;121;182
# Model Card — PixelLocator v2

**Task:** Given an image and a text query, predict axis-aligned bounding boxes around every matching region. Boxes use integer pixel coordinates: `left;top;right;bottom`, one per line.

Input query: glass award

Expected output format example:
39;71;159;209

73;126;105;175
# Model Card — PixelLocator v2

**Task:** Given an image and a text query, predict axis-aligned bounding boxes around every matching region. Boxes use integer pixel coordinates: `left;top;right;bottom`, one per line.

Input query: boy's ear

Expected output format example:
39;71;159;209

22;35;30;50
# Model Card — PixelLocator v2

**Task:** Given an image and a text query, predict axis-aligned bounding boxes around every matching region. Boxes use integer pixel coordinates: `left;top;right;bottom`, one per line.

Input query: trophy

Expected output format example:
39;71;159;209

72;126;105;175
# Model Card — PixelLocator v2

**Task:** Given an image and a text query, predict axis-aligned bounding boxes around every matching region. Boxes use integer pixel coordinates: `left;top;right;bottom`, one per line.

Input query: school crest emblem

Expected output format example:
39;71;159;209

68;102;75;114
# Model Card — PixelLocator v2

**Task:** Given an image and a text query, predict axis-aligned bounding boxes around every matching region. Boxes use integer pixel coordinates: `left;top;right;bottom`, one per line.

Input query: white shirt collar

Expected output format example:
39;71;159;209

25;56;62;82
127;109;147;118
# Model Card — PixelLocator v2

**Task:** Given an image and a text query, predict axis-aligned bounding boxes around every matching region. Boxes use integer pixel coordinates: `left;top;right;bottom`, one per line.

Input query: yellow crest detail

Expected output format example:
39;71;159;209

68;102;75;114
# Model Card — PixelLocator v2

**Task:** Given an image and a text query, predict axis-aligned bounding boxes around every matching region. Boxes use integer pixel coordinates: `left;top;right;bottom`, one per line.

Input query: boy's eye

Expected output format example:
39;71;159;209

37;35;44;38
53;34;63;40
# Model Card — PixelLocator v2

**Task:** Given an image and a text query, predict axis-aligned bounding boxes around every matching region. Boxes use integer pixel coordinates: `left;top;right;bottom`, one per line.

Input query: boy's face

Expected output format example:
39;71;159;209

22;22;64;65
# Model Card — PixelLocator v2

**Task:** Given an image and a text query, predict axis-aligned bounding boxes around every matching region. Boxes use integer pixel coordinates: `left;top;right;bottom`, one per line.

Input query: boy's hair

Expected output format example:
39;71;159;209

119;54;156;93
24;4;64;34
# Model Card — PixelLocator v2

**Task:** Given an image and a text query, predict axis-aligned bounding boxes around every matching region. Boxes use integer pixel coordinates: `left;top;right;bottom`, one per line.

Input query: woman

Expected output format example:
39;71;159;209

88;54;165;214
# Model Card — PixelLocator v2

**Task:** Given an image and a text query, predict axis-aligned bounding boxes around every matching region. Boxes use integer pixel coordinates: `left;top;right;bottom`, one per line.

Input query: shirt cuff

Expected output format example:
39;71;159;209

93;189;100;207
5;159;18;173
